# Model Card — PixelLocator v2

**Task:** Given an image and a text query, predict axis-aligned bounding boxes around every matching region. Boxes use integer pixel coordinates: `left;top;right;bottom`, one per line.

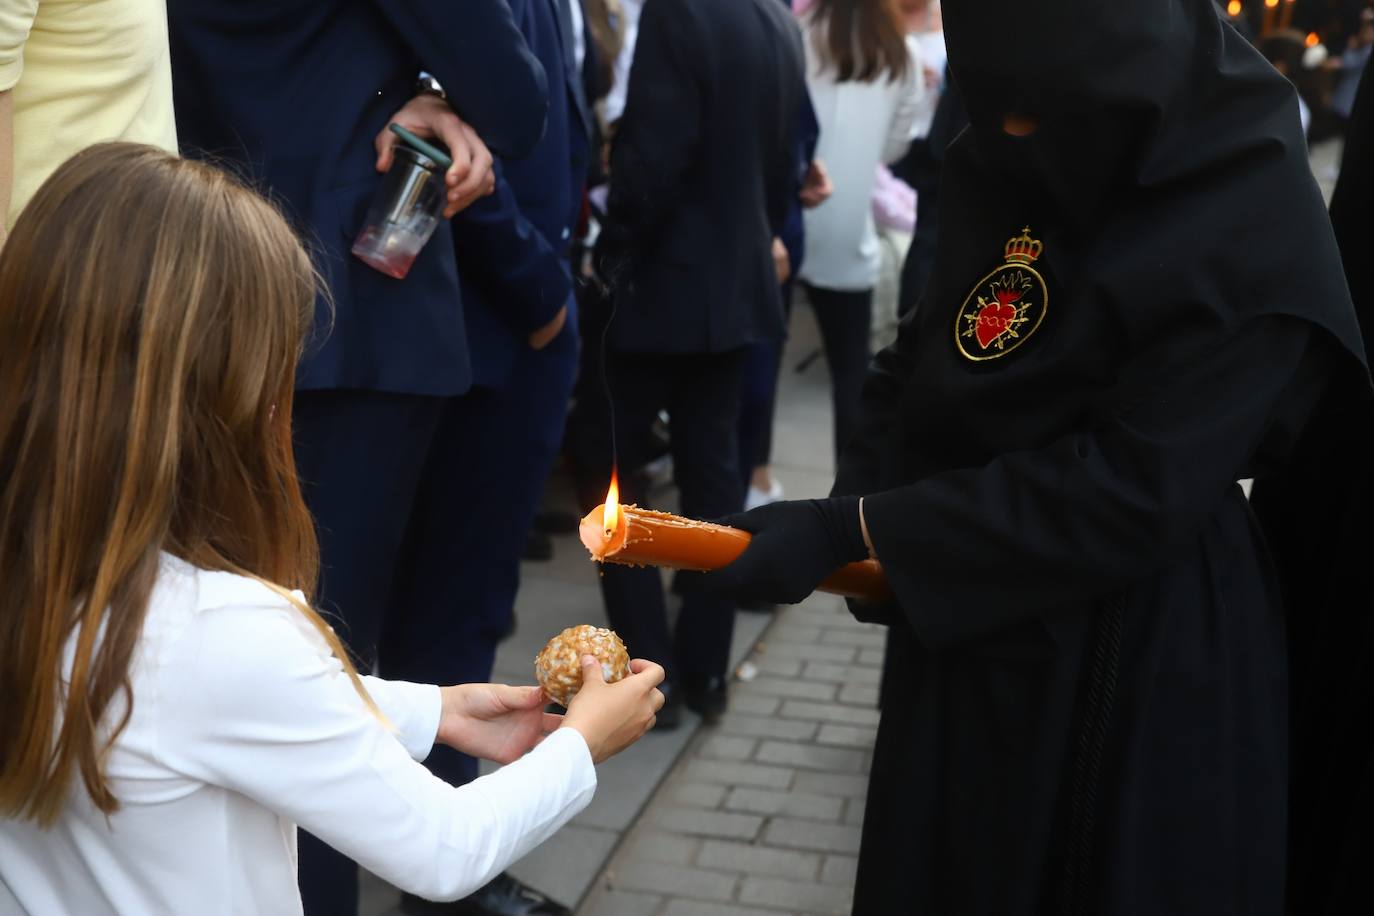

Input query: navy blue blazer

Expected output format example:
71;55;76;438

596;0;805;355
168;0;550;397
452;0;592;390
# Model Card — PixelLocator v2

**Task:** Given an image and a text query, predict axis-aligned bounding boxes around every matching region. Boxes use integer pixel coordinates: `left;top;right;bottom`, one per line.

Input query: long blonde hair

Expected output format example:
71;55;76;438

0;143;377;826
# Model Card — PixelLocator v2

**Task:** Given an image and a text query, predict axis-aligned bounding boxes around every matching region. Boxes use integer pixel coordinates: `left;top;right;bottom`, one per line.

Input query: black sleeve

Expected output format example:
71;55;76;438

1329;62;1374;355
833;312;919;498
862;317;1328;649
595;0;702;272
373;0;550;158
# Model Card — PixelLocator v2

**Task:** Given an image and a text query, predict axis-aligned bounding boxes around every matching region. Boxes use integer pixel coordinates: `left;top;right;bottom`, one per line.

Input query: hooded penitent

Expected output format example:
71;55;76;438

830;0;1367;913
1251;60;1374;916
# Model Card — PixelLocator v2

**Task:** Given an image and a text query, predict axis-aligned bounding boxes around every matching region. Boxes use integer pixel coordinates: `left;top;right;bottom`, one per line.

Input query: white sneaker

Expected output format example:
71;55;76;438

745;478;785;511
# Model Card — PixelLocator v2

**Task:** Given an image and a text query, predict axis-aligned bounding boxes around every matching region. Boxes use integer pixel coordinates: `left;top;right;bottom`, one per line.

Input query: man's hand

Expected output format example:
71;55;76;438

799;160;833;209
436;683;562;764
771;236;791;285
529;304;569;350
376;94;496;217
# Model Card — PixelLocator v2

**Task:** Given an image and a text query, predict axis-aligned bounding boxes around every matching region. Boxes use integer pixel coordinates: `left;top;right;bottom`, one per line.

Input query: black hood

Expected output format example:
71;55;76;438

945;1;1306;230
927;0;1367;374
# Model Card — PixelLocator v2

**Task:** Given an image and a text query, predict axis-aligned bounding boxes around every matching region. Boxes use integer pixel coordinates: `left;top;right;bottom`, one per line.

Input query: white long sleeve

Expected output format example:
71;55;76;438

153;600;596;902
881;42;927;164
358;674;443;761
0;558;596;915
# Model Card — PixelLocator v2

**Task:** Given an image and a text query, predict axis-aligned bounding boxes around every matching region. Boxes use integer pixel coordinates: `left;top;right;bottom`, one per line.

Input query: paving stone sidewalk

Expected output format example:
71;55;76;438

577;592;882;916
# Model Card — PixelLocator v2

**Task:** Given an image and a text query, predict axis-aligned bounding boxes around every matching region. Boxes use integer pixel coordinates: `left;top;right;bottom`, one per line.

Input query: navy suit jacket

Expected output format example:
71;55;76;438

168;0;549;397
452;0;592;390
596;0;805;355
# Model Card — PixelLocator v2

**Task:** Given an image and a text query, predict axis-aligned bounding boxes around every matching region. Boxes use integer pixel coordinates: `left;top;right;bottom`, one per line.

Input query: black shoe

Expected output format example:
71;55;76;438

522;530;554;562
400;874;571;915
653;683;684;731
684;676;728;725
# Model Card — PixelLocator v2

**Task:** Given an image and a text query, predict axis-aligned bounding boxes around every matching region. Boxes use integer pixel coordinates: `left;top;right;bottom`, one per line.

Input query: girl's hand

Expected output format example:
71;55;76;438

562;657;666;763
436;684;562;764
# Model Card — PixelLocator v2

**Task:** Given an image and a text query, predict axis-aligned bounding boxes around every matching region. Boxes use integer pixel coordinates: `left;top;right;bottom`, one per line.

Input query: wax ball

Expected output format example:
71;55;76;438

535;625;631;708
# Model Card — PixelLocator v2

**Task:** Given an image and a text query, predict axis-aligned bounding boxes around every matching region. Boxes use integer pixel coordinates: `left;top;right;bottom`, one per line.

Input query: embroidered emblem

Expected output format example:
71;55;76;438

955;227;1049;362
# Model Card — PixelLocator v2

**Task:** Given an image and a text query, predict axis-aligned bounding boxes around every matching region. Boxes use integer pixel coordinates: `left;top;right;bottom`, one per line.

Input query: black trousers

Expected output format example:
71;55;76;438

291;382;573;915
575;349;747;687
737;278;796;479
804;283;873;458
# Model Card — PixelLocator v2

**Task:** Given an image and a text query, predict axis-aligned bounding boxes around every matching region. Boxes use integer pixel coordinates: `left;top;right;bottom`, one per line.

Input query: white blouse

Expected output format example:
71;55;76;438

799;18;928;291
0;556;596;915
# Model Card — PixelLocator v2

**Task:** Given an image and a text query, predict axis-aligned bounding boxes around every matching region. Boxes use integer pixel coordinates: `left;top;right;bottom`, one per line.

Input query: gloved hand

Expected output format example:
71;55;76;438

700;497;869;606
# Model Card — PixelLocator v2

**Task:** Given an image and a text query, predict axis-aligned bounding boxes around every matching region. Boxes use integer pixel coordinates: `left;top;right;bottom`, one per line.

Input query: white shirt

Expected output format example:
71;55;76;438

799;20;928;291
569;0;586;74
0;556;596;915
603;0;644;125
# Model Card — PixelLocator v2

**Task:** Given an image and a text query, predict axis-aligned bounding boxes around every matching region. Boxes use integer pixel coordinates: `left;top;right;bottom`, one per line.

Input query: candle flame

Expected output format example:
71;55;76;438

1227;0;1241;14
602;471;620;538
1306;31;1320;46
1264;0;1278;8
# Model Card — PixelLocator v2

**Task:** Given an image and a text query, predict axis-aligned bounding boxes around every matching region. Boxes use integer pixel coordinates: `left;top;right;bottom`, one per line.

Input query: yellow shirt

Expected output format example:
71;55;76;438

0;0;177;228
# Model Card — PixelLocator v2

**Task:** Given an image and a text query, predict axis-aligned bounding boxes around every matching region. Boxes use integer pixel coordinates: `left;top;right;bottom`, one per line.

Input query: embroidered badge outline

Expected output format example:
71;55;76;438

955;227;1049;362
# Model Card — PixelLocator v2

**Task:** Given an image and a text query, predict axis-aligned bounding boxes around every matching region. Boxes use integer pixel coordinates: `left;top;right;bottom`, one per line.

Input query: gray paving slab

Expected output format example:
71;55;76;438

507;825;621;906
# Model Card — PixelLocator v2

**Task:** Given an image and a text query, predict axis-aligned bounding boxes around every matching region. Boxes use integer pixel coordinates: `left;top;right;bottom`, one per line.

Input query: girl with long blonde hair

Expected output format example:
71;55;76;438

0;143;664;915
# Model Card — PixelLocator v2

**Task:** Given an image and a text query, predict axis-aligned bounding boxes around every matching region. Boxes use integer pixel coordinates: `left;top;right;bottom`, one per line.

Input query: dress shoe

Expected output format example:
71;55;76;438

400;873;570;915
683;676;728;725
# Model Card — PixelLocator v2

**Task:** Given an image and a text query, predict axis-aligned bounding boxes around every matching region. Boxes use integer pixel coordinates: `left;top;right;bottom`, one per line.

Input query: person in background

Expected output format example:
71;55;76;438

1332;7;1374;124
0;0;177;245
797;0;928;457
583;0;806;726
386;0;594;911
1258;28;1330;135
1251;59;1374;916
700;0;1367;911
891;69;967;316
601;0;643;127
167;3;550;913
0;143;665;916
736;0;828;513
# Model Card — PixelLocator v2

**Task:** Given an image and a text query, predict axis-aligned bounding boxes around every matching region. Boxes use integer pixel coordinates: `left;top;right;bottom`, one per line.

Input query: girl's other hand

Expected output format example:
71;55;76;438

437;683;562;764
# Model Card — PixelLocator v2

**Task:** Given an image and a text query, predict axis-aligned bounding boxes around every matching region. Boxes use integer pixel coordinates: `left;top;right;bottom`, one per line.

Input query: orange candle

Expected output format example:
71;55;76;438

578;477;890;602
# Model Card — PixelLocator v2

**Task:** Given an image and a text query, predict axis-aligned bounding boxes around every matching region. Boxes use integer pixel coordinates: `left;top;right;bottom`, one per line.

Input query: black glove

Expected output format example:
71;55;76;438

700;497;869;606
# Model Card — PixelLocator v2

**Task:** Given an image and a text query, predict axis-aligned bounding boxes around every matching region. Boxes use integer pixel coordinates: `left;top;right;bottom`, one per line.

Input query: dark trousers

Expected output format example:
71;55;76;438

804;283;873;458
575;349;746;686
292;314;577;913
737;277;796;480
292;389;445;916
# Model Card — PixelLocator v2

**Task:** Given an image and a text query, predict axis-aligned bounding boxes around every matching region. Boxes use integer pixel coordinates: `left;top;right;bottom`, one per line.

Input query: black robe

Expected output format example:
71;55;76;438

1251;62;1374;916
830;2;1368;913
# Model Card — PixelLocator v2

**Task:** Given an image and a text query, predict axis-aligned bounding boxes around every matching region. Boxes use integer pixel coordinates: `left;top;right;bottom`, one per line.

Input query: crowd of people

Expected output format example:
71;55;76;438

2;0;1374;915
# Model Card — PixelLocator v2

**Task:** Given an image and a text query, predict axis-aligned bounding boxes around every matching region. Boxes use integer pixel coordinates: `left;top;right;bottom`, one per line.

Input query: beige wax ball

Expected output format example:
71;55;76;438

535;625;631;708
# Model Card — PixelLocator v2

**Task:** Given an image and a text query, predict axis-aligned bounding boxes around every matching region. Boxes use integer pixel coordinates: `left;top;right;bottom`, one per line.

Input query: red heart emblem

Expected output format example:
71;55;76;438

975;298;1018;349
